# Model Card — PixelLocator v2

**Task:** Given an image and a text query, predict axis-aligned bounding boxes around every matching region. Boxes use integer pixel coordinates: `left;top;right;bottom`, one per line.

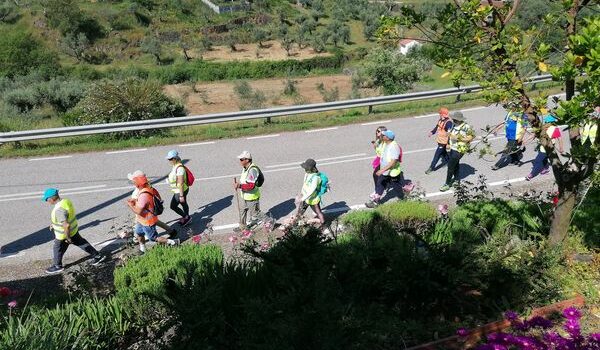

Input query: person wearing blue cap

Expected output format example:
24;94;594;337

43;188;106;274
166;150;192;226
366;129;404;208
526;112;563;181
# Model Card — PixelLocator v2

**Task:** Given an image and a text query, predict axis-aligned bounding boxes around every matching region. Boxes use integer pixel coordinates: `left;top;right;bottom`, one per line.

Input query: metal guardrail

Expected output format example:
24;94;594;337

0;74;553;143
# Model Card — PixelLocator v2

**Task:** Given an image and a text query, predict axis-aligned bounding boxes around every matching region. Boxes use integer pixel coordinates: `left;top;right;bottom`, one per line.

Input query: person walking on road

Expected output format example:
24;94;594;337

526;113;564;181
43;188;106;274
128;170;177;239
297;158;325;227
166;150;192;226
233;151;264;235
426;107;453;174
439;111;475;192
370;126;387;198
127;172;180;254
491;109;529;170
366;130;404;208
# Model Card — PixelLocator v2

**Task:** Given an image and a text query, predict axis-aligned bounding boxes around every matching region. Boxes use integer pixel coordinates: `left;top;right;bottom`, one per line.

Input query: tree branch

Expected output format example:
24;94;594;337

503;0;520;24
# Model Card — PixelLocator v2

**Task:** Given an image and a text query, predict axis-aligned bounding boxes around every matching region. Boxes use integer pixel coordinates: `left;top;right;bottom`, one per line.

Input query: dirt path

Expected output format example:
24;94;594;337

164;74;379;115
195;40;331;62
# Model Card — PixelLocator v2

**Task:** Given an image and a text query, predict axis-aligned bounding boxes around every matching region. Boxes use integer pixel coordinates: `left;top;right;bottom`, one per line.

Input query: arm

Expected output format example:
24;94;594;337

62;221;72;243
177;174;185;202
377;159;398;175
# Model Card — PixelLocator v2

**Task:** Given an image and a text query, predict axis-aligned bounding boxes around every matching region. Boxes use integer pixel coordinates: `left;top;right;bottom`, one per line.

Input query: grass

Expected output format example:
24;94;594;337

0;82;563;158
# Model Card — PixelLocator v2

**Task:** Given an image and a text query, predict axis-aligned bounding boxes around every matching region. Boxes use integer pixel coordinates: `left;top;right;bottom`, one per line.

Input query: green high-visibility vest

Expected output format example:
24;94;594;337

51;199;78;240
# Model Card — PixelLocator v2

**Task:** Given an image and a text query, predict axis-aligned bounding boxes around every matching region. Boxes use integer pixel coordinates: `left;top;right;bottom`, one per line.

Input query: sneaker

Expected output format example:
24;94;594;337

439;184;451;192
167;229;178;239
90;254;107;266
540;166;550;175
525;174;533;181
425;168;432;174
171;238;181;246
45;265;64;274
491;165;499;171
365;200;379;208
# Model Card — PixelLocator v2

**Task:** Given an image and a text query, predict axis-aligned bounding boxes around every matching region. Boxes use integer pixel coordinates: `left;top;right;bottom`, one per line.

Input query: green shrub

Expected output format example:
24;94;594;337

114;244;224;309
70;78;185;136
376;201;438;226
0;297;130;350
0;27;60;78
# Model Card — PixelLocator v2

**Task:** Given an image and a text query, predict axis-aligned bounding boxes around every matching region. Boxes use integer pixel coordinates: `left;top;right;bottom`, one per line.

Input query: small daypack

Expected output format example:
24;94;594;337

141;188;164;216
253;165;265;187
177;165;195;187
317;172;329;196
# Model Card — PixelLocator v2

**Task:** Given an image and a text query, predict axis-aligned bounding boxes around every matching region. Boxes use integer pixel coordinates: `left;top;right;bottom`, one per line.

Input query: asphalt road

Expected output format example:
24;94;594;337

0;105;557;266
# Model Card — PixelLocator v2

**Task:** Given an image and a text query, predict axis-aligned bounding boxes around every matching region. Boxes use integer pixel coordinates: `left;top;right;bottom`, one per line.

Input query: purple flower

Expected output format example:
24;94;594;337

7;300;17;309
512;320;530;332
504;310;519;321
589;333;600;343
456;328;469;337
562;307;581;320
563;318;581;337
527;315;553;329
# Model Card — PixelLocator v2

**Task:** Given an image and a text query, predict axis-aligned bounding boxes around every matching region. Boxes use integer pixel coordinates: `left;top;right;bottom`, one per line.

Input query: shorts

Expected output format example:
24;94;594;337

134;223;158;241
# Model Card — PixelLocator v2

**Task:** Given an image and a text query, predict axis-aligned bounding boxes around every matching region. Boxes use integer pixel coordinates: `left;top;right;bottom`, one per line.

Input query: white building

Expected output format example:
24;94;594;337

398;39;422;55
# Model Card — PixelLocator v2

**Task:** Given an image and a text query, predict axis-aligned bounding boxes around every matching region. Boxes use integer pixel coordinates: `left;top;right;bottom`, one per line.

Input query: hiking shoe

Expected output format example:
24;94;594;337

45;265;64;274
365;200;379;208
525;174;533;181
167;229;178;239
439;184;451;192
425;168;432;174
171;238;181;246
491;165;499;171
90;254;107;266
540;166;550;175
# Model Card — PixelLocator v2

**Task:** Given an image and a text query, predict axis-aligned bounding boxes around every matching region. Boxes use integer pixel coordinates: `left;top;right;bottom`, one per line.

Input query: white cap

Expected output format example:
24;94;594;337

237;150;252;159
127;170;145;181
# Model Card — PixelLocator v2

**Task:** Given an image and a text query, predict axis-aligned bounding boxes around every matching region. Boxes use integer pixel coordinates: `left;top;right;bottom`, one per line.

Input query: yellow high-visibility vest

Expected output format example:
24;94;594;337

240;164;261;201
168;163;189;193
449;123;473;154
51;199;78;240
581;122;598;145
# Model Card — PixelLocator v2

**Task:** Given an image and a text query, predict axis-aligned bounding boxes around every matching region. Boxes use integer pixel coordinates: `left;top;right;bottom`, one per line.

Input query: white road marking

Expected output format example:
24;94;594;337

266;153;367;169
95;238;118;248
179;141;215;147
106;148;147;155
247;134;280;140
213;223;239;231
29;155;72;161
361;120;391;126
305;127;338;133
414;113;438;119
0;185;107;199
489;178;526;186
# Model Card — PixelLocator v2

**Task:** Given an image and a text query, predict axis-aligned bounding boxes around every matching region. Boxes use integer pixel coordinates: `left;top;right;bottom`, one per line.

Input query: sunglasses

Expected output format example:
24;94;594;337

239;158;248;161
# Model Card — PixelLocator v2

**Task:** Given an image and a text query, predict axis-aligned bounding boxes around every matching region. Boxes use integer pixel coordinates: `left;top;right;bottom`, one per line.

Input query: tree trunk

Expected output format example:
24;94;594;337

548;182;577;245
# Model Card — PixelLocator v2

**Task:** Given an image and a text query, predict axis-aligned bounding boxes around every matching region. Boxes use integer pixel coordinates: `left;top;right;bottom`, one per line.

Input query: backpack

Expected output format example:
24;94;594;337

141;188;164;216
252;165;265;187
317;172;329;196
177;165;195;187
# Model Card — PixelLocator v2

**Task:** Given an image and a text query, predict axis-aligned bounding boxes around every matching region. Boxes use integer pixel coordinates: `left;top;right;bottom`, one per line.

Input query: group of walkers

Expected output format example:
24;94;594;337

40;105;599;274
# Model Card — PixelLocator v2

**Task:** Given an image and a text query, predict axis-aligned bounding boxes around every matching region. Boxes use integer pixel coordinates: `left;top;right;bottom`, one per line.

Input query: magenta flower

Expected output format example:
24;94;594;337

456;328;469;337
192;235;202;244
228;236;238;243
504;310;519;321
0;287;11;298
562;307;581;320
527;316;553;329
589;333;600;343
7;300;17;309
437;204;449;215
563;318;581;337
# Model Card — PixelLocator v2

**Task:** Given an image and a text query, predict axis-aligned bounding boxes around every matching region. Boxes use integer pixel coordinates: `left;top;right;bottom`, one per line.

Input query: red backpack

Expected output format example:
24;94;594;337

177;165;195;186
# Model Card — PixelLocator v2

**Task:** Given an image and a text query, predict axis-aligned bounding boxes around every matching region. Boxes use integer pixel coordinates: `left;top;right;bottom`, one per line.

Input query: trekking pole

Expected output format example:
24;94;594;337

233;178;242;225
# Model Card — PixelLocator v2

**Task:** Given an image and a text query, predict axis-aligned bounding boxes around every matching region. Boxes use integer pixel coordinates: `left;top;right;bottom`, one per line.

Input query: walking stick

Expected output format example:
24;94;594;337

233;178;242;225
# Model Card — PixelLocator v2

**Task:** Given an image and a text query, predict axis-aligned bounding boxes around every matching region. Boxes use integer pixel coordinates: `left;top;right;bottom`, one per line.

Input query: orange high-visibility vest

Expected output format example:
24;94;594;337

136;188;159;226
435;118;451;145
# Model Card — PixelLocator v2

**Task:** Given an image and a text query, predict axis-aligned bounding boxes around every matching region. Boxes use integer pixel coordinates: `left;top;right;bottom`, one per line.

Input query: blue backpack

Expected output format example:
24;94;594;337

317;172;329;197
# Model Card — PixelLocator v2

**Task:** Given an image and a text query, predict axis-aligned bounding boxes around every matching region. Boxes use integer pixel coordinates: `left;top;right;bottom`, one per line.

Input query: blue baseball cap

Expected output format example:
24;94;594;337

42;188;59;202
381;130;395;140
543;115;558;123
166;150;179;160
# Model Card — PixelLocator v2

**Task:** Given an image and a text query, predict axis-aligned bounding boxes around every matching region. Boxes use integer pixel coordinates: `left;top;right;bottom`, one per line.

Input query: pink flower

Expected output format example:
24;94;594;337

0;287;11;298
562;307;581;320
192;235;202;244
228;236;238;243
7;300;17;309
437;204;449;215
259;243;270;252
456;328;469;337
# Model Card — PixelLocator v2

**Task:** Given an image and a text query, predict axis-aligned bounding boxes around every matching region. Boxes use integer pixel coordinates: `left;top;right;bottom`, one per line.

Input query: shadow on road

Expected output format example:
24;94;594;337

267;198;296;220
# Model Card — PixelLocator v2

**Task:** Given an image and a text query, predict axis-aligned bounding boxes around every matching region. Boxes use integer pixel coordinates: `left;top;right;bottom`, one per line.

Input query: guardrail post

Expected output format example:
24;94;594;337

455;94;461;102
265;117;272;124
368;105;373;114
